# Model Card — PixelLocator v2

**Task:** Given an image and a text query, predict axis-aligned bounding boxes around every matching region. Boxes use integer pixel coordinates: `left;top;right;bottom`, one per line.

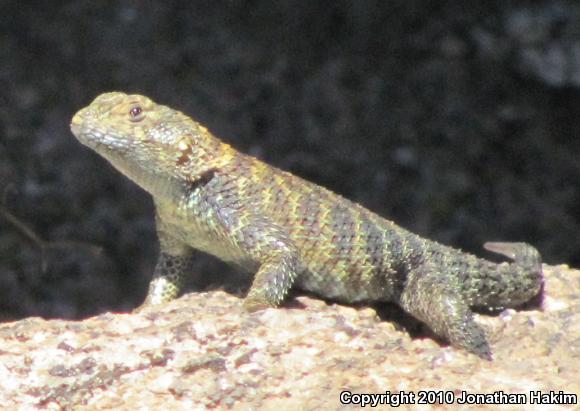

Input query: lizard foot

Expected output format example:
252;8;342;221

242;296;276;313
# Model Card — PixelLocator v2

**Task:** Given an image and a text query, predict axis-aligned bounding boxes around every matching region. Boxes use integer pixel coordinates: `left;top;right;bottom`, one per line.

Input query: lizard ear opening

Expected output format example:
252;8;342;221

128;104;145;122
176;138;194;166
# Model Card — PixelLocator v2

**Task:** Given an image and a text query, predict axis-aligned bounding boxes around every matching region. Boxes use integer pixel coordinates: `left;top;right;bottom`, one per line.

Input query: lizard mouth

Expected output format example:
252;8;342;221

70;114;130;155
70;110;84;137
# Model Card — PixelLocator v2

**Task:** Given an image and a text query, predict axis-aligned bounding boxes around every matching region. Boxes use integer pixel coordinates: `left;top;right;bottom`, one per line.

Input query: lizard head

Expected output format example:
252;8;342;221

71;92;235;194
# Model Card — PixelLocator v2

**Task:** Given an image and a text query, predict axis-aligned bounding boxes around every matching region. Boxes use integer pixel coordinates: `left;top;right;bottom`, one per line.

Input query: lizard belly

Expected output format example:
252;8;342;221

294;255;399;303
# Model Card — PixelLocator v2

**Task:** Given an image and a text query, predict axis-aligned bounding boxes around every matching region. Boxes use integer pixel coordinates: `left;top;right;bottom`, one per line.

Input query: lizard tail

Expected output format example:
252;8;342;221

483;242;542;272
476;241;543;309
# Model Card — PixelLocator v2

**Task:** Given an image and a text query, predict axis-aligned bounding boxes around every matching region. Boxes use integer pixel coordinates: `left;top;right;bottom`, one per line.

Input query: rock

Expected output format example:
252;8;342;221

0;265;577;409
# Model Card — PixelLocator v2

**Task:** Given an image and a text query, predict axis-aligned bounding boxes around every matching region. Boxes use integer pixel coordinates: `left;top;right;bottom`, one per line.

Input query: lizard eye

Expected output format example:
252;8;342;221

128;104;145;122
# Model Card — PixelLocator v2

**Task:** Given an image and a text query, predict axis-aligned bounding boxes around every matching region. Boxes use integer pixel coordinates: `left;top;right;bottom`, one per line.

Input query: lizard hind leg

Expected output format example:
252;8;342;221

399;262;492;360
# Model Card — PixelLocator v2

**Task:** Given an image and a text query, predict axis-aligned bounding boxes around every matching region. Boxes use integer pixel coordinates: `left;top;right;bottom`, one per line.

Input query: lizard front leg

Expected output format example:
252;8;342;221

243;246;300;312
139;218;194;308
233;219;300;312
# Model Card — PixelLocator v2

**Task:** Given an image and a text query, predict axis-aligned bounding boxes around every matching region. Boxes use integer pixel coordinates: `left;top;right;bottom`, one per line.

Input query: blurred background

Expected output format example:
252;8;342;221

0;1;578;320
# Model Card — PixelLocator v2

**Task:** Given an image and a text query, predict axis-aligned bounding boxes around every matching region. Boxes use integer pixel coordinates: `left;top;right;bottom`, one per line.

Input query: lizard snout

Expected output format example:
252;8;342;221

70;110;85;137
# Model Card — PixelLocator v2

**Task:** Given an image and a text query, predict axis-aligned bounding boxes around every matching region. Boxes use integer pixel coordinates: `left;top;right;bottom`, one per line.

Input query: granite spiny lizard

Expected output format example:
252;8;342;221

70;92;543;360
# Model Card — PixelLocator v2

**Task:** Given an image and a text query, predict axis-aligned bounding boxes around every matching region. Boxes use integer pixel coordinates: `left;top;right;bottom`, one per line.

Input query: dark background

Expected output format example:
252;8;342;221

1;1;579;320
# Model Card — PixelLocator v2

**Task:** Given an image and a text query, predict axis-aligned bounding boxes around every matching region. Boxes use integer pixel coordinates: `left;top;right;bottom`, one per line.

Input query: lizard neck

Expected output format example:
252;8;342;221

97;132;239;204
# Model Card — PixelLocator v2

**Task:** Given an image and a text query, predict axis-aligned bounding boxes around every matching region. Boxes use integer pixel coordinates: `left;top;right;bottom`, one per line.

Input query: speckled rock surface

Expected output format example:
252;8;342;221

0;264;577;410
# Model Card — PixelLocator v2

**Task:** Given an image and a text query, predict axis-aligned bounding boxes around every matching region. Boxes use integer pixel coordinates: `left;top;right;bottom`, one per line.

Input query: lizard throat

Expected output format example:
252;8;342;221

102;150;190;202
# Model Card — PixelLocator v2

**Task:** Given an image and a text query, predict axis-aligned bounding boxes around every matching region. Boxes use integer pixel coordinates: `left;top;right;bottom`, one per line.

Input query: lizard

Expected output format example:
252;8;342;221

70;92;543;360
